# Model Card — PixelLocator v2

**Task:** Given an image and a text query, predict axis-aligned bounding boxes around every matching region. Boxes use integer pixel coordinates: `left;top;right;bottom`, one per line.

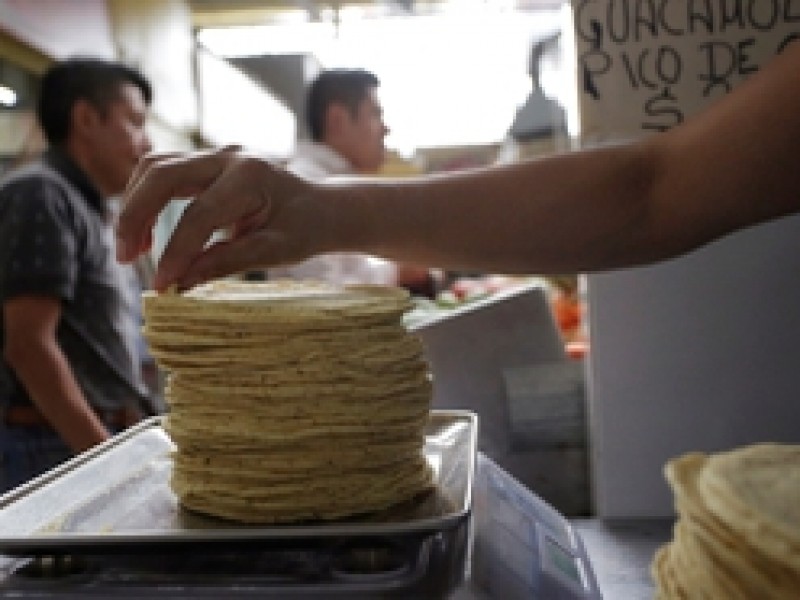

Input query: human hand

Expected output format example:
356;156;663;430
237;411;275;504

115;147;319;291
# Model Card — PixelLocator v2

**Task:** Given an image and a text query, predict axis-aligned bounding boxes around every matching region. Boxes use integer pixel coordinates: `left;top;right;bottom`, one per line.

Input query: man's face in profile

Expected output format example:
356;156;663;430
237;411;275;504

83;83;152;196
340;87;389;173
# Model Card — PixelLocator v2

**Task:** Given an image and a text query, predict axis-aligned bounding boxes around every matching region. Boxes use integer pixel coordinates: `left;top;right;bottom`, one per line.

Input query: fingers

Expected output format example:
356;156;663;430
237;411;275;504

174;216;311;291
173;233;272;290
151;154;274;290
115;146;241;263
123;151;182;198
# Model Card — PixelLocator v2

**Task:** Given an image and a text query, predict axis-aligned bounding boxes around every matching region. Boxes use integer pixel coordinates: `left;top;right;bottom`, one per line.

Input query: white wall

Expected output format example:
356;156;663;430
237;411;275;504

570;1;800;517
587;216;800;517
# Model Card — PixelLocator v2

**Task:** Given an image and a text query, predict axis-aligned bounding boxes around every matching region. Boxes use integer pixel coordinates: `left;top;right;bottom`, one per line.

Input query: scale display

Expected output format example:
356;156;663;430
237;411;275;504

471;454;601;599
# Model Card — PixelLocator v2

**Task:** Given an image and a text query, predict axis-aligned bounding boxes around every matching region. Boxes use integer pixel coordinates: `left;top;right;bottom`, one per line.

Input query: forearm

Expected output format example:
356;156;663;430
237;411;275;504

7;341;110;452
323;144;669;274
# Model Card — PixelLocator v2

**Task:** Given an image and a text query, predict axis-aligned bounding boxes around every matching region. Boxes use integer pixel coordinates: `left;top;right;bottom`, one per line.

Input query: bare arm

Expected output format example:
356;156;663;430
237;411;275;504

116;42;800;289
331;41;800;274
3;295;110;452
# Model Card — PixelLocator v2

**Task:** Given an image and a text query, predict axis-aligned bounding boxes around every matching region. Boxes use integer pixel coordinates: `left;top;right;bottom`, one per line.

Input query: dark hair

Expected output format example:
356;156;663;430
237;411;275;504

36;56;152;146
306;69;379;141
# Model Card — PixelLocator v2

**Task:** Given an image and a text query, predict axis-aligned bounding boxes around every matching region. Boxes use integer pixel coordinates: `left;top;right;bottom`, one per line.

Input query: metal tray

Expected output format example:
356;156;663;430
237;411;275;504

0;410;476;554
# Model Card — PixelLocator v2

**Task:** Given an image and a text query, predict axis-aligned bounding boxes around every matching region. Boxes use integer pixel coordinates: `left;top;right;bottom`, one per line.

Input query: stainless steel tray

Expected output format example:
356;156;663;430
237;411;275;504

0;410;476;554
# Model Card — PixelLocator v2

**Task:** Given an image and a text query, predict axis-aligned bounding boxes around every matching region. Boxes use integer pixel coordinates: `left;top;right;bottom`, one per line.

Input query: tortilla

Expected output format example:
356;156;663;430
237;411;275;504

652;446;800;599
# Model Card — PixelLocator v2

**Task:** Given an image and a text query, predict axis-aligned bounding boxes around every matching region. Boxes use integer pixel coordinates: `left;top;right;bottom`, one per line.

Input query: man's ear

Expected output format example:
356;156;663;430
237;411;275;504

70;98;101;138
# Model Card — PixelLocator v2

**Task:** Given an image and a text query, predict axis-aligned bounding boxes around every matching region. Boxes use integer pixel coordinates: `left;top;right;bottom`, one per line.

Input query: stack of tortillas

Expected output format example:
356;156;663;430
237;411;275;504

142;280;434;523
652;443;800;598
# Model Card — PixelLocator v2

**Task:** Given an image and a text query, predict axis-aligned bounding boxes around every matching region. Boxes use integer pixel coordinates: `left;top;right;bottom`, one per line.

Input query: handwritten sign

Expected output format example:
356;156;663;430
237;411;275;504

571;0;800;140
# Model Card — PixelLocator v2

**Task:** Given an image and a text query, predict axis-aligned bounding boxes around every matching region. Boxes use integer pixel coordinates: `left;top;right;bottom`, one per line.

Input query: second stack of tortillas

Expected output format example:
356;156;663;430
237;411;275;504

652;443;800;598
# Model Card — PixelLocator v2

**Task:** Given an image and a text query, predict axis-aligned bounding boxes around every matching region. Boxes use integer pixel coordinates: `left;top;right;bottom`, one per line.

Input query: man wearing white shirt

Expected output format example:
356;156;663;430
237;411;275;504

269;69;433;291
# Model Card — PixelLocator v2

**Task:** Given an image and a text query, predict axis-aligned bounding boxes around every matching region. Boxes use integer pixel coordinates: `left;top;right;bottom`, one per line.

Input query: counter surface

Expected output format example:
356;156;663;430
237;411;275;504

571;518;673;600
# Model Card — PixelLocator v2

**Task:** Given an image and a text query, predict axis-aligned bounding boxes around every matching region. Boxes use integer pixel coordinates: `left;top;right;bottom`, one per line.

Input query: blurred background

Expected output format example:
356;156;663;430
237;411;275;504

0;0;590;514
0;0;585;339
0;0;577;176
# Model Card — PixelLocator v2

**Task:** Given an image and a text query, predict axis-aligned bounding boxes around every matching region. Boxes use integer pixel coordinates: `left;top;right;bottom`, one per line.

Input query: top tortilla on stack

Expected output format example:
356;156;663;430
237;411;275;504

651;443;800;598
142;280;434;524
